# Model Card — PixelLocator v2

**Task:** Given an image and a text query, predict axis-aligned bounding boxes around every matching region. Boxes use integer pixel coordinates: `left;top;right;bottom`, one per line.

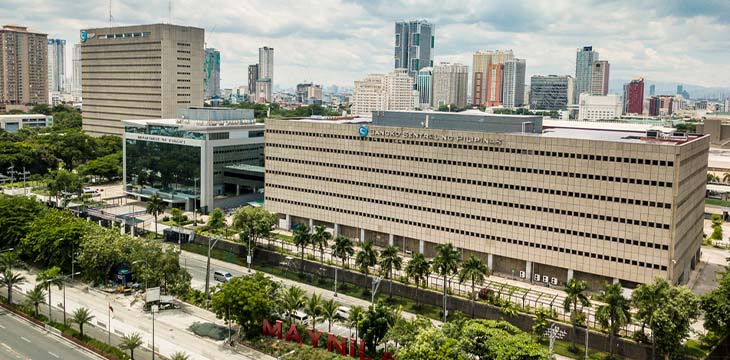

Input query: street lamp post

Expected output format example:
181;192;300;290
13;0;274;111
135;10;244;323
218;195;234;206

371;275;384;305
333;265;338;297
204;237;221;302
151;304;158;360
60;272;81;326
247;229;252;273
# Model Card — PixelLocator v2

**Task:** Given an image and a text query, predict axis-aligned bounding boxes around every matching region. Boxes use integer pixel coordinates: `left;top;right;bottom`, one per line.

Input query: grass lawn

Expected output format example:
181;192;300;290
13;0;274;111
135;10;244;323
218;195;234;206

549;338;623;360
705;198;730;207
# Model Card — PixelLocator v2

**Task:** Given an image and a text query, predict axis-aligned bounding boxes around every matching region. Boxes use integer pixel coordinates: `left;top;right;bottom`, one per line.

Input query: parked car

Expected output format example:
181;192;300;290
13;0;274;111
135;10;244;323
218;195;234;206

478;287;494;300
213;270;233;283
336;305;351;320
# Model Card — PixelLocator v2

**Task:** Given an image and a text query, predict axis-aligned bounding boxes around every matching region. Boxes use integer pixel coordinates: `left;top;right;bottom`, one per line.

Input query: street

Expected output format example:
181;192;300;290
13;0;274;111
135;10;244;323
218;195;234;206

0;308;100;360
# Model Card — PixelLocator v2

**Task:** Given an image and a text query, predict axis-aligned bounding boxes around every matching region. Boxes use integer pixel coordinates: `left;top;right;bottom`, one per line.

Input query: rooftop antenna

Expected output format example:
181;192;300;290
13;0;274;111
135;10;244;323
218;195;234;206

108;0;113;28
168;0;173;24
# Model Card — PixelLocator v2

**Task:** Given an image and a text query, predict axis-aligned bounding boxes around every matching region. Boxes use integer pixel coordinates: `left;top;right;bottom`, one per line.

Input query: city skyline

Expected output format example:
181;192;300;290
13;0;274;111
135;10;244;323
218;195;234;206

1;0;729;91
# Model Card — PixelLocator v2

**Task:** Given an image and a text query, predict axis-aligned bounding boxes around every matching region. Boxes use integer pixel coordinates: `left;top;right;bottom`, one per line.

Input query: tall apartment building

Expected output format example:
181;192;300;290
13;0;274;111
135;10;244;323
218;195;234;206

591;60;610;96
578;93;622;120
255;46;274;103
485;64;504;107
296;82;323;104
80;24;204;136
72;44;82;100
530;75;575;110
649;95;674;116
351;69;415;115
623;78;645;114
472;50;513;106
247;64;258;96
502;59;526;108
575;46;598;102
431;63;468;108
649;84;656;97
0;25;48;105
394;20;434;77
724;98;730;112
47;38;66;93
416;67;433;109
203;48;221;99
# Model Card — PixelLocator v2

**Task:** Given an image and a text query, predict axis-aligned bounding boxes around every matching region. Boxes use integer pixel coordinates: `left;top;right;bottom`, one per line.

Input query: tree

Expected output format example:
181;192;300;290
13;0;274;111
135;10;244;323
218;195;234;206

708;173;720;183
384;315;432;349
31;104;51;115
25;285;46;317
170;352;190;360
320;298;339;333
563;278;591;351
379;246;403;299
78;152;121;182
71;307;95;338
281;286;307;323
596;282;631;359
292;224;311;272
331;235;354;269
360;301;397;353
432;243;461;321
0;251;22;273
348;305;365;340
458;319;546;360
145;194;166;237
405;253;431;307
724;172;730;184
0;195;46;249
355;241;379;283
532;307;551;342
46;169;82;206
206;208;225;231
458;255;490;318
21;208;86;270
210;273;281;338
231;207;277;246
702;260;730;337
304;293;323;330
0;269;25;304
36;266;63;319
170;208;184;224
120;332;144;359
310;225;332;264
632;277;670;338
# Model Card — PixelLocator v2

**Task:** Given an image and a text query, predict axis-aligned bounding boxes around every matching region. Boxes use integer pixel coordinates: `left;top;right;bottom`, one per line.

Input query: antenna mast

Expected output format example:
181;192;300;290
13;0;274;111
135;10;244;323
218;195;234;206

169;0;173;24
108;0;113;28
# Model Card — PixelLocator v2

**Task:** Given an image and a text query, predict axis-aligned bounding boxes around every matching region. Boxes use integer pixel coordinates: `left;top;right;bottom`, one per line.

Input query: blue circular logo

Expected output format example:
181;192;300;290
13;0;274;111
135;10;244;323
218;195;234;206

80;31;88;43
358;125;369;138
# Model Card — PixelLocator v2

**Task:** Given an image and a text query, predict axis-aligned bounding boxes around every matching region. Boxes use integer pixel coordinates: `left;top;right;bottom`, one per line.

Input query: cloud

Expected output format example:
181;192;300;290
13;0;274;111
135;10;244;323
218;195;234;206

1;0;728;90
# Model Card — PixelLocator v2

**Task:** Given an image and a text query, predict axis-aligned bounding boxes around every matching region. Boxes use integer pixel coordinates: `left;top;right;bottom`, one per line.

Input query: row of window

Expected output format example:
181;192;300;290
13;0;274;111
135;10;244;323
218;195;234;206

82;64;161;68
98;32;151;39
178;64;191;68
177;57;190;61
266;169;671;230
81;41;158;48
82;78;161;82
266;129;676;167
177;50;191;54
177;94;191;97
83;98;161;104
83;85;161;89
177;72;191;75
177;43;191;47
265;156;673;209
178;79;191;83
83;56;161;61
82;49;160;55
266;196;668;271
83;71;161;74
177;86;191;90
267;142;673;188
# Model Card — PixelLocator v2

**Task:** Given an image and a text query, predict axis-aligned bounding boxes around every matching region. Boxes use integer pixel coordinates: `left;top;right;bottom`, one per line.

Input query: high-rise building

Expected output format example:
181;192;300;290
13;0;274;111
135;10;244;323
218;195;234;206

80;24;204;136
578;93;622;120
72;44;82;100
485;64;504;107
203;48;221;99
247;64;258;96
296;83;313;103
575;46;598;102
296;82;323;104
394;20;434;77
590;60;609;96
502;59;526;108
649;84;656;96
431;63;468;108
416;67;433;109
724;98;730;112
648;95;674;116
471;50;513;105
623;78;645;114
676;84;683;95
351;69;415;115
0;25;48;105
256;46;273;103
530;75;575;110
47;38;66;93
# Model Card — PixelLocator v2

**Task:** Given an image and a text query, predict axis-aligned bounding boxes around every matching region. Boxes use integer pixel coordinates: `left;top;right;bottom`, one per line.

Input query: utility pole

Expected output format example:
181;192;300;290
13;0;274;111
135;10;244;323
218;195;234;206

204;237;220;302
151;305;158;360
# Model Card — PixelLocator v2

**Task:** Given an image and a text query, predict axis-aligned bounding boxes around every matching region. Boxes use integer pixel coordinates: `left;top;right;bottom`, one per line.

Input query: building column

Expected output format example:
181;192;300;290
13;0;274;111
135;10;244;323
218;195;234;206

130;224;135;237
360;228;365;243
98;220;102;226
487;254;493;270
309;218;314;230
612;278;620;285
334;224;340;237
567;269;574;282
120;221;126;235
388;233;394;247
236;185;240;196
419;240;425;255
526;261;533;283
284;214;291;230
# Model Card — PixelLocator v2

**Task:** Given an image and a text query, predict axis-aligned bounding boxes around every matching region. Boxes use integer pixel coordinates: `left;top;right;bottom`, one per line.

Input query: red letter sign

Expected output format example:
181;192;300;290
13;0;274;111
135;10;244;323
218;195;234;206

262;320;282;339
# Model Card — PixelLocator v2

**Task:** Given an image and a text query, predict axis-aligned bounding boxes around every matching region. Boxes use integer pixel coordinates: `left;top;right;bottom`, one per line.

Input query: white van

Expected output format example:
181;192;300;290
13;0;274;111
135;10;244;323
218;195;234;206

288;310;309;325
213;270;233;283
336;306;351;320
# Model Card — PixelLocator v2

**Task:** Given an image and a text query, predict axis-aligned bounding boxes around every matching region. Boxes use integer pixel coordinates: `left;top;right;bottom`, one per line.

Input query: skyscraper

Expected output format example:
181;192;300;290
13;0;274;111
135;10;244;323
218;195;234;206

502;59;526;108
203;48;221;99
247;64;258;96
72;44;82;100
623;78;645;114
256;46;273;103
431;62;468;108
80;24;204;136
724;98;730;112
590;60;609;96
575;46;598;102
47;38;66;93
416;67;433;108
649;84;656;96
0;25;48;105
529;75;575;110
471;50;513;106
352;69;415;115
394;20;434;77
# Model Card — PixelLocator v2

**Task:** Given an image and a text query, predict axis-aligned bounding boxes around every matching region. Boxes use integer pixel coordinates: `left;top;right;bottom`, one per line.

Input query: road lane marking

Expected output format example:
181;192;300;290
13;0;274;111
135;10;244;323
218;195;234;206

0;343;11;350
48;351;60;358
20;337;30;343
0;324;4;329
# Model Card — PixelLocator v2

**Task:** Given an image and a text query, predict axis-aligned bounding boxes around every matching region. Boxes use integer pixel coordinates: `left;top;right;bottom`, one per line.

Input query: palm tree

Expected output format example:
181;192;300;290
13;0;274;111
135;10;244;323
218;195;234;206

563;278;591;351
0;269;26;305
171;352;190;360
120;332;144;359
379;246;402;299
0;251;21;273
282;286;307;323
355;241;379;286
331;235;354;269
320;298;339;333
36;267;63;322
723;172;730;184
25;285;46;317
305;293;323;330
432;243;461;321
596;282;631;359
708;173;720;183
71;307;95;339
347;306;365;340
145;194;166;237
293;224;311;272
405;253;431;307
458;255;490;318
311;225;332;264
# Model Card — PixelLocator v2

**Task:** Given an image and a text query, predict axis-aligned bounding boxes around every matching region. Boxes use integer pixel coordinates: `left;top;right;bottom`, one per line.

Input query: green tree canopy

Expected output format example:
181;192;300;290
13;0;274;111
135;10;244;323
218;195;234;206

21;208;87;270
232;206;276;244
0;195;46;249
210;272;281;337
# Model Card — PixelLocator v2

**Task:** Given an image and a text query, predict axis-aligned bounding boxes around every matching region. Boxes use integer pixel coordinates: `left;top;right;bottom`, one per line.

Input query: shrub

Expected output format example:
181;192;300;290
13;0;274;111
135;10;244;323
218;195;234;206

162;216;170;222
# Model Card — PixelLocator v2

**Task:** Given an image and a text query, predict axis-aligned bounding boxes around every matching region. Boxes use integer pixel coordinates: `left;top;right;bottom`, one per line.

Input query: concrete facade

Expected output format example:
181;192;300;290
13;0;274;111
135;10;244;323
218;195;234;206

502;59;526;108
351;69;415;116
431;63;468;108
264;113;708;287
394;20;434;78
47;38;66;93
471;50;513;106
0;25;48;105
578;93;622;121
80;24;204;136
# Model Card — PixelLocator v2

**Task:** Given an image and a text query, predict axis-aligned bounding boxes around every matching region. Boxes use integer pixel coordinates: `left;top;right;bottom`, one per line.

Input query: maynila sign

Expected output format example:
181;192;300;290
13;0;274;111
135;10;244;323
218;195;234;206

263;320;394;360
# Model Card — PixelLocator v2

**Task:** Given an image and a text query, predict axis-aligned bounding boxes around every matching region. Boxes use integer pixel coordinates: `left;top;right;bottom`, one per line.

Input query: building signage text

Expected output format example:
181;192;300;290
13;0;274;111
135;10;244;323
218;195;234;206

370;129;503;145
134;134;194;146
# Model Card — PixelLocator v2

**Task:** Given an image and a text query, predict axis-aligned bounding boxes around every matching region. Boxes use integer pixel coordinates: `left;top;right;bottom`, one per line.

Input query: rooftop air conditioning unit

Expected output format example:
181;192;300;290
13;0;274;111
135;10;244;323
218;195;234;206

551;277;558;285
533;274;541;282
405;250;413;256
519;271;526;279
542;275;549;283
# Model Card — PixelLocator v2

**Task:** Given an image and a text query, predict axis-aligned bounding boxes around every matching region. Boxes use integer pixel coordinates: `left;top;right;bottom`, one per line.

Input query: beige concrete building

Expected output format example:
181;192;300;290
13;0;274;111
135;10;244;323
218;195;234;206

80;24;204;136
472;50;513;106
351;69;415;116
0;25;48;105
265;111;708;288
431;62;468;108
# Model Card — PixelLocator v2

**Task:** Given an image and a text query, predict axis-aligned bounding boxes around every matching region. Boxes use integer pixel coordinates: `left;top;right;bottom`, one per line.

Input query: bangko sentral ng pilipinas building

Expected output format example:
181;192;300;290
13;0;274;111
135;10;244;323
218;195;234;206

263;111;709;289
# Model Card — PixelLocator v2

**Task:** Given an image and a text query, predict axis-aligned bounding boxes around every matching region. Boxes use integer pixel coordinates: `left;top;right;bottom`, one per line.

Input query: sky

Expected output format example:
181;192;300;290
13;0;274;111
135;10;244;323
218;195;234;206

2;0;730;91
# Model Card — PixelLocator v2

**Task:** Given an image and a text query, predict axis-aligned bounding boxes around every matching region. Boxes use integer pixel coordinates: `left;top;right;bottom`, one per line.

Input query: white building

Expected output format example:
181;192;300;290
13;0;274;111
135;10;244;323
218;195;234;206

578;93;622;121
72;44;82;101
431;63;468;108
0;114;53;132
502;59;526;108
47;38;65;94
257;47;274;103
351;69;416;116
